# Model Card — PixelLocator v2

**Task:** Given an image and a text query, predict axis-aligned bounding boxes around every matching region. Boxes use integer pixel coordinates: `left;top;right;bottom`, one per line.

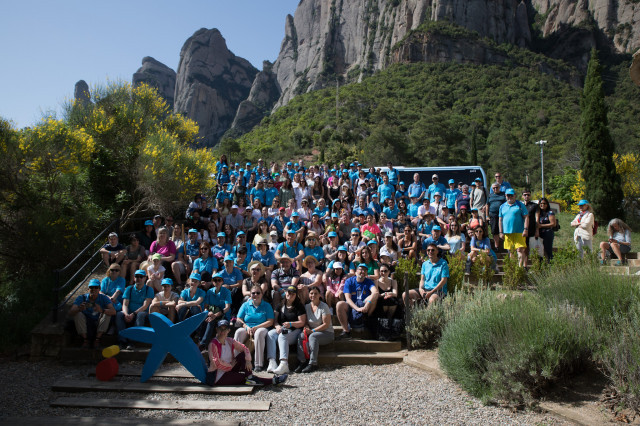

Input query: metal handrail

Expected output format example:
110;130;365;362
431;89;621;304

51;218;120;323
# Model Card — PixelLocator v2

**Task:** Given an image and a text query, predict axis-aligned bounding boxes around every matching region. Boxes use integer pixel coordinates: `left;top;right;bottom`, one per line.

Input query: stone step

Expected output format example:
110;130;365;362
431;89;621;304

601;266;640;276
606;259;640;267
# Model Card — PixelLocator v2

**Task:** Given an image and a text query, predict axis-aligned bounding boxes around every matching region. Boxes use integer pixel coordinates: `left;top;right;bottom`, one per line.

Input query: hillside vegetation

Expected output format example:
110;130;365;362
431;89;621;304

220;60;640;189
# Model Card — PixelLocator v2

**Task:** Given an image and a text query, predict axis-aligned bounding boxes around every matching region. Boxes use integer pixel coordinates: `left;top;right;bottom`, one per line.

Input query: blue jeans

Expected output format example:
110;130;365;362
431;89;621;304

266;328;302;361
178;305;202;322
116;311;148;344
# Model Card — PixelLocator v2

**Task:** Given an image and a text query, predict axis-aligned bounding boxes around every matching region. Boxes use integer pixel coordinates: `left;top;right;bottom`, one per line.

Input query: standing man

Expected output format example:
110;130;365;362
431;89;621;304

427;174;446;203
444;179;460;213
522;190;539;257
377;174;395;205
386;162;399;187
336;264;379;339
408;173;427;202
486;183;506;251
499;189;529;268
403;243;449;307
470;177;488;220
494;172;512;193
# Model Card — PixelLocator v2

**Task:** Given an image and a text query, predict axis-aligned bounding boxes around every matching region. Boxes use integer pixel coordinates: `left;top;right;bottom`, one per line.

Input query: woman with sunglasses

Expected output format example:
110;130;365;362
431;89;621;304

466;226;497;273
345;228;365;262
398;226;418;260
295;286;334;373
536;197;557;261
379;232;399;269
242;261;271;304
376;265;398;320
234;285;274;372
324;261;346;312
192;242;219;287
266;285;307;375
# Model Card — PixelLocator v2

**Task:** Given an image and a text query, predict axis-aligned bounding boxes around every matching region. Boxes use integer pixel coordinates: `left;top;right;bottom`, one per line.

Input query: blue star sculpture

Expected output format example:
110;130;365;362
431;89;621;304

119;311;208;383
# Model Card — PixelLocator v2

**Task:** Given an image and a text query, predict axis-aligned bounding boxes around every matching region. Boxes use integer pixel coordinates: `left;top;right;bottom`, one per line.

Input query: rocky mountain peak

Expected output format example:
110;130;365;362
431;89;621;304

132;56;176;108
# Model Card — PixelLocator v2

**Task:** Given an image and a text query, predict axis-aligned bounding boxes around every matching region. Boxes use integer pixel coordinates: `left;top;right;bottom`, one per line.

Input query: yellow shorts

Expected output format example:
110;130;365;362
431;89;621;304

504;233;526;250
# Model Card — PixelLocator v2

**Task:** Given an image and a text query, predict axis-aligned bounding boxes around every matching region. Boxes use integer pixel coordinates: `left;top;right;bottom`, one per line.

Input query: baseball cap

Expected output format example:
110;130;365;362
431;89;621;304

88;279;100;288
505;188;516;195
270;230;278;236
188;228;198;233
134;269;146;276
432;225;442;231
152;253;162;261
189;272;201;281
236;231;246;236
291;212;299;217
328;231;338;237
217;319;230;328
448;179;455;184
217;232;226;237
144;220;153;226
223;256;234;262
231;204;239;209
577;199;589;206
357;263;368;270
432;174;439;179
161;278;173;286
333;262;344;269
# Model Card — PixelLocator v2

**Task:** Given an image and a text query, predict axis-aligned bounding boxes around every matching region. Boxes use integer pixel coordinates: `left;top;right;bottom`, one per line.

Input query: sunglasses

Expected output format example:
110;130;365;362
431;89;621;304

110;269;120;272
426;249;436;253
200;248;208;252
495;175;501;178
250;292;262;295
380;269;389;273
250;268;261;272
523;194;531;196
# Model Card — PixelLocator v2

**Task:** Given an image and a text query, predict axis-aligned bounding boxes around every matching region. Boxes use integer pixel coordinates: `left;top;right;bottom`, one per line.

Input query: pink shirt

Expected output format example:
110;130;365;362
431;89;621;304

149;240;177;257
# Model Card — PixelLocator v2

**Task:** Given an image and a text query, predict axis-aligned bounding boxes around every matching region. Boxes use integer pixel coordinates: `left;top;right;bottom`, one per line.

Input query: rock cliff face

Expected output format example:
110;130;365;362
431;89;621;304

271;0;639;109
174;28;258;147
74;80;91;105
229;61;281;136
132;57;176;108
532;0;640;54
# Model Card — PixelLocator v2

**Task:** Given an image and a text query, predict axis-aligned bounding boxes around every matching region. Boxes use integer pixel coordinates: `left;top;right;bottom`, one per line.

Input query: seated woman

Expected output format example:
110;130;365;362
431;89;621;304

192;242;219;287
242;261;271;305
123;235;145;286
344;228;365;263
397;226;418;260
295;286;334;373
150;278;179;322
100;263;126;312
376;265;398;320
266;285;307;375
445;221;466;255
600;218;632;265
466;227;497;273
149;227;177;273
207;319;287;387
361;213;381;243
234;285;274;372
467;208;485;232
349;245;379;281
177;273;206;321
299;256;324;303
324;262;346;313
252;220;271;246
379;232;399;269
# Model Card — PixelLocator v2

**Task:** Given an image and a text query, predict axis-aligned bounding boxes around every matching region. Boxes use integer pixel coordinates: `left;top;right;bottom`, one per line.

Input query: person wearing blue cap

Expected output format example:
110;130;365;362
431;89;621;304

284;211;305;242
275;230;305;265
211;232;231;262
368;193;382;215
499;188;530;267
150;278;179;323
395;181;408;203
336;263;379;339
386;162;399;186
421;225;450;258
427;174;446;203
445;179;461;213
218;256;244;313
69;278;116;348
138;219;157;254
404;242;449;307
192;242;219;285
117;269;154;350
571;199;595;258
177;273;206;322
217;164;231;187
171;228;201;288
323;231;341;263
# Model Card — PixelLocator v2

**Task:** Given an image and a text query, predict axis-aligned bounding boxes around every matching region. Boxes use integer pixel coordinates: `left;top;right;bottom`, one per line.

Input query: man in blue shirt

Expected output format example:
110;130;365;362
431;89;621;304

395;181;408;203
383;197;399;221
352;196;374;220
499;188;529;267
494;172;512;193
421;225;450;258
336;263;379;339
368;193;382;215
116;270;154;349
408;173;427;201
378;174;395;205
407;196;421;219
228;231;257;260
275;230;305;265
70;278;116;348
218;256;245;313
264;179;279;207
427;174;446;203
386;162;399;186
404;242;449;306
445;179;461;211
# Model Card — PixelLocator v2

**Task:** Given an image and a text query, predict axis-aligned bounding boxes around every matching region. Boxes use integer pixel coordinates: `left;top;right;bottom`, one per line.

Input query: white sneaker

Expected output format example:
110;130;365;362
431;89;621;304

267;359;278;374
273;360;290;375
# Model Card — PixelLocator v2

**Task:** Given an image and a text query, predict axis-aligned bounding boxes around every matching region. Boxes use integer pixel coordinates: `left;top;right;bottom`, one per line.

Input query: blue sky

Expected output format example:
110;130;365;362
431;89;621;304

0;0;300;128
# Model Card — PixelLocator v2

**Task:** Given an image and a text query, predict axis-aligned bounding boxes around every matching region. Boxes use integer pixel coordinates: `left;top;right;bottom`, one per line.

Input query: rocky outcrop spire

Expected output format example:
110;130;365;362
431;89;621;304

229;61;281;136
132;57;176;108
174;28;258;147
74;80;91;105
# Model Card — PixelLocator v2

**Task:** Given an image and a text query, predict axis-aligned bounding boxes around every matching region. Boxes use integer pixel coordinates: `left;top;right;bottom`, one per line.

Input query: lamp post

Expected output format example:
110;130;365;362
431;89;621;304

535;140;548;197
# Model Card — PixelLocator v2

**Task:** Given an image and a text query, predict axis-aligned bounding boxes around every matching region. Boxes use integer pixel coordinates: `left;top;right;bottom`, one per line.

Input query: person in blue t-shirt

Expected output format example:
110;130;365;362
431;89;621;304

228;231;257;260
303;232;325;267
386;162;399;186
395;181;408;203
421;226;450;258
352;196;374;220
252;236;277;278
383;197;399;221
116;270;154;349
427;174;446;203
499;189;529;267
404;243;449;306
276;230;305;265
211;232;231;261
494;172;512;193
70;279;116;348
407;197;421;219
335;264;379;339
445;179;461;210
408;173;427;201
466;227;497;273
234;283;275;372
264;179;279;207
100;264;125;311
368;193;382;215
377;174;395;205
192;242;219;283
177;272;206;322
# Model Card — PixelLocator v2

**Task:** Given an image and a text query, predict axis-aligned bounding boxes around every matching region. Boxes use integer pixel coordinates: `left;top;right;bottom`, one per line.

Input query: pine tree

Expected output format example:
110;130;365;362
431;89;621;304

579;49;624;222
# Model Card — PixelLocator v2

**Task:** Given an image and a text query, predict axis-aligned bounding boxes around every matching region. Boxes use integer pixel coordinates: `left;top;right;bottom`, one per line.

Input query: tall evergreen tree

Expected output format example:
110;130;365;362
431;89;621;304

580;49;624;222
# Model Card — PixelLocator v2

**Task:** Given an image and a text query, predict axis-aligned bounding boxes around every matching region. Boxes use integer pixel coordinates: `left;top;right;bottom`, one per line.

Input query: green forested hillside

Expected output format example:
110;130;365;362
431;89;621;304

219;60;640;189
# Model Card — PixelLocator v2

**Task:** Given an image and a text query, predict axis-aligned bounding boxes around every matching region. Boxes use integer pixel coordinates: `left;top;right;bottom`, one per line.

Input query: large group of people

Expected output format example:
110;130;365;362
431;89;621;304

69;155;632;384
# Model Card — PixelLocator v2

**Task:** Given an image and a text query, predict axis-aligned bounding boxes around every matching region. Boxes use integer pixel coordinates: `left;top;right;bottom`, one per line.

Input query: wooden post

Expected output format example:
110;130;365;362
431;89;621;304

403;271;411;349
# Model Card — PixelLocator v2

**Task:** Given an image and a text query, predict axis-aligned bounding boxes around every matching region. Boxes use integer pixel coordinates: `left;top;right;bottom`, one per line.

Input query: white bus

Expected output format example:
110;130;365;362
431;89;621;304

378;166;488;188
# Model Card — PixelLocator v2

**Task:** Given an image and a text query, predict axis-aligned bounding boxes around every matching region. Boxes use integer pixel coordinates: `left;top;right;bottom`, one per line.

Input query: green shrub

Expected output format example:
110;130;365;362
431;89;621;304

447;251;466;294
407;302;447;349
470;252;495;287
438;291;596;406
534;263;639;326
601;304;640;412
502;251;526;289
394;257;420;295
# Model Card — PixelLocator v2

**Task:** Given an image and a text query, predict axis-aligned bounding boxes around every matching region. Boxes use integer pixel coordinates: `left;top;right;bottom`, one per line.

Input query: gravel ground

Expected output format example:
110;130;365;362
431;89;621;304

0;360;568;425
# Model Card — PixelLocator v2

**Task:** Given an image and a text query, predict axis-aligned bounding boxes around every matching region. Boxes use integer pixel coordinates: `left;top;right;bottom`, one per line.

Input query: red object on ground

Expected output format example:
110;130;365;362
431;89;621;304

96;357;119;381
